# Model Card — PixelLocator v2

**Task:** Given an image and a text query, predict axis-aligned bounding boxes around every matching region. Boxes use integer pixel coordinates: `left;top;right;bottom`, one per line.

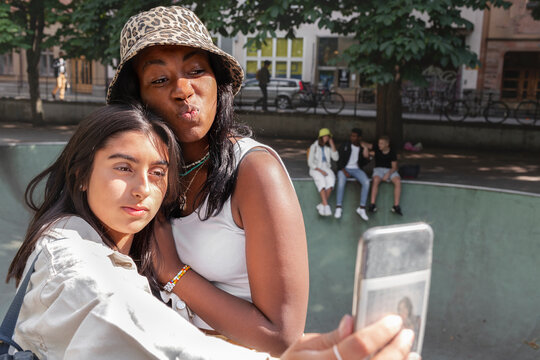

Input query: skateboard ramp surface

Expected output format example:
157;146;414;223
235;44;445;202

0;143;538;359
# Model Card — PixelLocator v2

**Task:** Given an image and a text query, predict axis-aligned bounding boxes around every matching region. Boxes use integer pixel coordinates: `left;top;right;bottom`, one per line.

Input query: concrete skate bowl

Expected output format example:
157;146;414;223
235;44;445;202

1;143;539;360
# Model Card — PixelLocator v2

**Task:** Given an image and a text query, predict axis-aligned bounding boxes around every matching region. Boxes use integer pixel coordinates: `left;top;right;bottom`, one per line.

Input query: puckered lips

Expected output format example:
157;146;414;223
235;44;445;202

177;104;200;122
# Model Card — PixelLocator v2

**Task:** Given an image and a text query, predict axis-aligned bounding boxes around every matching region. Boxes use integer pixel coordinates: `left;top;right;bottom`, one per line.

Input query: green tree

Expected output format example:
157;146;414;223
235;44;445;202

0;0;68;124
208;0;512;146
57;0;172;70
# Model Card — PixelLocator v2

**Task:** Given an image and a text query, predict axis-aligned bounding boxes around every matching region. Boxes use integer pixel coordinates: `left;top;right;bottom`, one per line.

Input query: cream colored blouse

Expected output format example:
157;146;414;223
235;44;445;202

13;216;269;360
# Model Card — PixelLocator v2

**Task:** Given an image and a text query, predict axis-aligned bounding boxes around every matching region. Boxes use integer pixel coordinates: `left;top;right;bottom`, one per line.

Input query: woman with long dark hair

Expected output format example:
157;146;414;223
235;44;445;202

108;6;308;355
4;107;416;359
6;105;273;359
105;7;417;360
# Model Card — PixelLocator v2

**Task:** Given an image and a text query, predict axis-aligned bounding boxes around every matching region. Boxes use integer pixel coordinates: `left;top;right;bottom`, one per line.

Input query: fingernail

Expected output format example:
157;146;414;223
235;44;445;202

383;315;403;331
407;352;421;360
400;329;415;346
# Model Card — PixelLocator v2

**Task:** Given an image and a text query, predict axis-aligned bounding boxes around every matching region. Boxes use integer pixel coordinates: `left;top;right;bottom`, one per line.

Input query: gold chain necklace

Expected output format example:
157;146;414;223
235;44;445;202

178;162;205;212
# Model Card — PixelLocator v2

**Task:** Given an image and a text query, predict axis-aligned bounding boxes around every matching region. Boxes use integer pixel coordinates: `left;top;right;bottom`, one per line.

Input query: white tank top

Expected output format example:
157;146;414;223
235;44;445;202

169;138;291;329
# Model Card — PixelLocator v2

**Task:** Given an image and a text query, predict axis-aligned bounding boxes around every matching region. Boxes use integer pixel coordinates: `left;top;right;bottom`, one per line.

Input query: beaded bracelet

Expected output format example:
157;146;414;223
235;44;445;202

163;265;191;292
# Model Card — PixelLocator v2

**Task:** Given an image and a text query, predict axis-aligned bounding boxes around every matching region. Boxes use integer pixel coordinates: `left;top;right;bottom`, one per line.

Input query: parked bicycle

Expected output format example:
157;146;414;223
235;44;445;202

514;93;540;126
291;81;345;114
444;91;509;123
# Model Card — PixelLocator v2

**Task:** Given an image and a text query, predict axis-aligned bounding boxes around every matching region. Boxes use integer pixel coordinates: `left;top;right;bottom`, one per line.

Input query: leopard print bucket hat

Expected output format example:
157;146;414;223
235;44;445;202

107;6;244;103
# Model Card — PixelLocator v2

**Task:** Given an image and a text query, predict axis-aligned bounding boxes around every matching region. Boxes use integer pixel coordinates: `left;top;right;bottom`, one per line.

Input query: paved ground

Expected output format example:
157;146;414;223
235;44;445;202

2;121;539;194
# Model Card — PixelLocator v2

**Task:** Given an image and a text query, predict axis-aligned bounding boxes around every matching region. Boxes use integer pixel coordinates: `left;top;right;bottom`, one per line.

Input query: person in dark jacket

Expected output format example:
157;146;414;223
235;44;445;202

254;60;271;111
334;128;370;220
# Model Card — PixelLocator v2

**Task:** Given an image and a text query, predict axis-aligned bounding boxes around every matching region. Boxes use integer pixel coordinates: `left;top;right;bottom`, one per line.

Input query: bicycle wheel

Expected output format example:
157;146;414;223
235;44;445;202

291;91;312;113
321;92;345;114
484;101;509;124
444;100;468;122
514;101;537;126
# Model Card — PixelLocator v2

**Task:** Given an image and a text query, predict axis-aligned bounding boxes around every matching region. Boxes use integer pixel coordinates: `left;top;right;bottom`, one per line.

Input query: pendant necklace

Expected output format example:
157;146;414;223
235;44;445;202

179;155;209;212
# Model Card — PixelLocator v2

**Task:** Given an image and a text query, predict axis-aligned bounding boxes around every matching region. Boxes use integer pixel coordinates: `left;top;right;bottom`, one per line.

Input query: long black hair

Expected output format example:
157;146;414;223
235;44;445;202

7;104;180;292
109;53;251;220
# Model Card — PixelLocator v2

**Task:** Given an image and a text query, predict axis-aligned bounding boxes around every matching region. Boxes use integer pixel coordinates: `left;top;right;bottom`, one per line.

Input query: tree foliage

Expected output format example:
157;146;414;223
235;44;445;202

208;0;512;87
57;0;173;67
0;0;66;54
0;0;70;124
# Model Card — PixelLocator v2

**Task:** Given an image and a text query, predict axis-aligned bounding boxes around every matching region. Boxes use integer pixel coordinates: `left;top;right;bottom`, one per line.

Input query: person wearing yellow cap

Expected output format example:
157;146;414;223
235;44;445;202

308;128;339;216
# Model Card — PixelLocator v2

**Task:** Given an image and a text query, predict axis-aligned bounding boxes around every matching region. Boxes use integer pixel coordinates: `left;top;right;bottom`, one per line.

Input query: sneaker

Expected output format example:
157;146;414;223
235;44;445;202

324;205;332;216
316;203;325;216
51;92;56;100
356;207;369;221
334;207;343;219
367;204;377;213
391;205;403;216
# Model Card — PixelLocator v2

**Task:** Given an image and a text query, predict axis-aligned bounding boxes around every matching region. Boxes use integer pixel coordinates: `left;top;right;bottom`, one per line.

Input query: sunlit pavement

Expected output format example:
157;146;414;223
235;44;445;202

2;121;538;194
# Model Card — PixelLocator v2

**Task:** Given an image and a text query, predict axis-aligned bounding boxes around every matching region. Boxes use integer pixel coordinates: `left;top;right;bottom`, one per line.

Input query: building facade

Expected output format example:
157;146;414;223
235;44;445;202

477;0;540;103
1;2;538;104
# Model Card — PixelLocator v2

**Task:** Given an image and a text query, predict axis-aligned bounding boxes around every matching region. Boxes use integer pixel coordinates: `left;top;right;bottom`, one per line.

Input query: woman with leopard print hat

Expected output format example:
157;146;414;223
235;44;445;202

107;6;416;360
108;5;308;356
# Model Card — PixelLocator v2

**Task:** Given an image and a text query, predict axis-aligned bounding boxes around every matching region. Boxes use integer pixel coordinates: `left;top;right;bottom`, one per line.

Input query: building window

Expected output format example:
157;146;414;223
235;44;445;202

39;49;55;77
247;40;258;57
291;61;302;80
276;61;287;78
261;38;273;57
502;52;540;101
246;60;258;79
73;58;92;85
317;37;356;87
245;37;304;80
318;38;338;67
276;38;288;57
292;39;303;58
0;53;13;75
319;70;335;87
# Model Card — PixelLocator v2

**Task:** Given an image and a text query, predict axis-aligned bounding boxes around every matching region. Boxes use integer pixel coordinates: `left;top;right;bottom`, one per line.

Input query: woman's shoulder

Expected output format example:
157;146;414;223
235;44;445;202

35;216;133;288
42;215;103;245
24;216;114;289
233;137;276;156
35;215;111;264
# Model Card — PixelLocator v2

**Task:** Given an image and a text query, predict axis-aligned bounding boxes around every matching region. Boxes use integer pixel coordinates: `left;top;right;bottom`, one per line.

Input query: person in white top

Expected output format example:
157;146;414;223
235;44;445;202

6;104;417;360
107;6;309;355
308;128;339;217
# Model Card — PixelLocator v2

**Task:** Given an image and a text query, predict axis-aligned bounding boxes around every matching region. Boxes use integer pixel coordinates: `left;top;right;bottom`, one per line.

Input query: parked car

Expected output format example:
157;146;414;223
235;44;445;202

234;78;302;110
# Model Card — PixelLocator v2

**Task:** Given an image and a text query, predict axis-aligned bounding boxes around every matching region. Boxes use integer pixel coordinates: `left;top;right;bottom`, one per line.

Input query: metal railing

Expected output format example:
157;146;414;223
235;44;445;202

1;78;538;127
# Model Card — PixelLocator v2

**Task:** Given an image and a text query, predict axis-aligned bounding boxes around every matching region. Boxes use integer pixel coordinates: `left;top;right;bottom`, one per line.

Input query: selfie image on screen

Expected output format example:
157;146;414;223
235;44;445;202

357;270;430;353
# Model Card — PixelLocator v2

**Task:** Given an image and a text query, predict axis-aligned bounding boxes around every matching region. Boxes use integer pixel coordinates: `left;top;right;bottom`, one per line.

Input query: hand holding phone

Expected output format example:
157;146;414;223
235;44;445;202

352;222;433;354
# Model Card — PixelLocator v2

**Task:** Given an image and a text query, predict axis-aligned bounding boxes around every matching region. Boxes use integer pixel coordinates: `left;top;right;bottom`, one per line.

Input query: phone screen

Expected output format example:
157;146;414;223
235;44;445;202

352;222;433;354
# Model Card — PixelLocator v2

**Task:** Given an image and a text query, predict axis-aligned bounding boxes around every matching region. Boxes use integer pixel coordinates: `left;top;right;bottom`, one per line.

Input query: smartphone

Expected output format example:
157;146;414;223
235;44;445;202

352;222;433;354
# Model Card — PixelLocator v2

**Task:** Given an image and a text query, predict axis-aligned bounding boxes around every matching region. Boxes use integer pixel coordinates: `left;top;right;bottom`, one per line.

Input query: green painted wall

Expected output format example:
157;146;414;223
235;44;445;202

1;144;539;359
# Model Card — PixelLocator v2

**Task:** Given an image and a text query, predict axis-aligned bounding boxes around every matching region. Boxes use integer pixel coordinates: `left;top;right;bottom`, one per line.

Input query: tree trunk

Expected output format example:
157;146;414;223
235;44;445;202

27;0;45;125
376;80;403;150
27;50;44;125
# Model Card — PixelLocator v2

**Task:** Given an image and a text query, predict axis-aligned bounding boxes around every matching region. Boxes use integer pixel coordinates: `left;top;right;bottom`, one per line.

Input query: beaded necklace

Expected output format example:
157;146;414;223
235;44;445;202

180;153;210;177
181;151;210;170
